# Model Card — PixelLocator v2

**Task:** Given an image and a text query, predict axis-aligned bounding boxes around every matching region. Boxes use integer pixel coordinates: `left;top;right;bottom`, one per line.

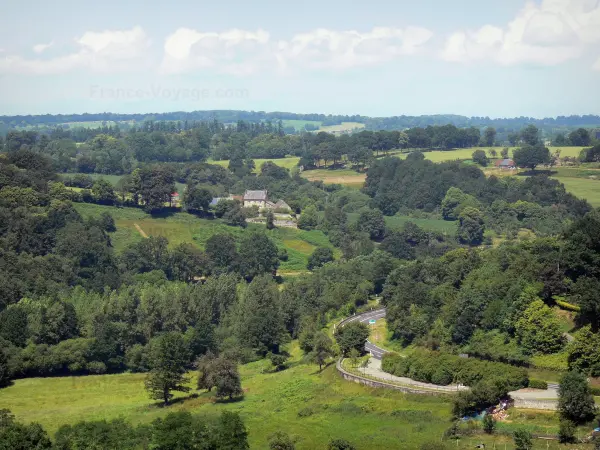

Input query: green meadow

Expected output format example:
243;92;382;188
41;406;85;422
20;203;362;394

74;203;337;271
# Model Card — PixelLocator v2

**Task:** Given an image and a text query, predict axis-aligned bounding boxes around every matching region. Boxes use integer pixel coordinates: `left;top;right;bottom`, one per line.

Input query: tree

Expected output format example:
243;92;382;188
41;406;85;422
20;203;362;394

501;147;509;159
213;357;243;400
356;208;386;240
238;232;279;279
483;127;496;147
334;322;369;356
91;179;117;205
236;275;285;354
520;124;540;146
349;348;360;368
441;187;480;221
488;148;497;158
471;150;488;166
515;299;565;354
265;210;275;230
513;143;550;170
328;438;357;450
398;132;409;150
558;371;597;424
558;418;576;443
216;411;249;450
0;348;10;388
457;207;485;246
206;234;238;273
138;165;175;213
196;351;217;392
170;243;209;282
513;429;532;450
310;331;335;371
568;128;591;146
150;412;211;450
0;409;52;450
568;326;600;376
183;185;212;213
223;203;247;228
269;431;296;450
144;332;191;405
482;413;496;434
297;205;319;230
307;247;334;270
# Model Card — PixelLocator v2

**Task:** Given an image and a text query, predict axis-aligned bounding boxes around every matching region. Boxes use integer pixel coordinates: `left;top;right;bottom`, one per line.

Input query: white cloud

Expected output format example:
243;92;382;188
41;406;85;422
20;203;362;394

279;27;433;71
161;28;271;75
33;41;54;54
0;26;151;75
161;26;433;75
442;0;600;66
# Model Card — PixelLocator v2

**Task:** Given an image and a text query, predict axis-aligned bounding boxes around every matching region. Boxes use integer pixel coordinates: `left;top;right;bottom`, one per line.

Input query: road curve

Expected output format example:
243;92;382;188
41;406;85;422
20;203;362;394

338;308;388;360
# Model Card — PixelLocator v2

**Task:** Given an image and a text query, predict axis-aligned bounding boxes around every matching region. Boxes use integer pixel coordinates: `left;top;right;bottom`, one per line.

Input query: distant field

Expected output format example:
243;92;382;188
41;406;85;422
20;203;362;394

73;203;337;271
208;156;300;173
301;169;365;188
319;122;365;133
63;173;186;193
395;146;586;163
281;119;322;130
552;176;600;207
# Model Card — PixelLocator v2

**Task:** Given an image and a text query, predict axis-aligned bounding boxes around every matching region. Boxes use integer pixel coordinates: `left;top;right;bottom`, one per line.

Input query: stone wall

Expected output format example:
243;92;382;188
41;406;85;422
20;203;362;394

512;397;558;411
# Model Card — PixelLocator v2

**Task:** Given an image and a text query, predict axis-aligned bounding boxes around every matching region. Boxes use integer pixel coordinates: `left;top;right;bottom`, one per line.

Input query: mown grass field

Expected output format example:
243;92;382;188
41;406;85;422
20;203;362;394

300;169;366;188
74;203;337;271
1;339;588;449
281;119;322;130
318;122;366;133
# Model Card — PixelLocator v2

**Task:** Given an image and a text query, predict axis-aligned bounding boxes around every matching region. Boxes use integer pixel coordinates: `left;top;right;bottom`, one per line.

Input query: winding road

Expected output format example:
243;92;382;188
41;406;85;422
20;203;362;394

337;307;560;408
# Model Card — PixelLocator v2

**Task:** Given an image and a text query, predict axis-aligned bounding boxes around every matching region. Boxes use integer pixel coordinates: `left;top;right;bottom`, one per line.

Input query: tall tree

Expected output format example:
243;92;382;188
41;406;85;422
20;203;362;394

213;357;243;400
205;234;238;274
457;207;485;246
238;232;279;279
483;127;497;147
216;411;249;450
307;247;334;270
558;371;597;424
144;332;191;405
334;322;369;356
310;331;335;371
236;275;285;354
520;125;540;146
515;299;565;354
513;143;550;170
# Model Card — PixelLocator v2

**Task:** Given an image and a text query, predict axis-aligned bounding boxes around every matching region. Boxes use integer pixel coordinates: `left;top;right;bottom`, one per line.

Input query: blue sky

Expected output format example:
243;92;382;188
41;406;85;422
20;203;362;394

0;0;598;117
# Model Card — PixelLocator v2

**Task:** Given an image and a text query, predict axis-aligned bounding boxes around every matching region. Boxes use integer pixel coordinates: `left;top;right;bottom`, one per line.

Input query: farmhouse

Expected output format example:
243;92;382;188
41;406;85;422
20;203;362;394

495;159;516;170
243;190;268;208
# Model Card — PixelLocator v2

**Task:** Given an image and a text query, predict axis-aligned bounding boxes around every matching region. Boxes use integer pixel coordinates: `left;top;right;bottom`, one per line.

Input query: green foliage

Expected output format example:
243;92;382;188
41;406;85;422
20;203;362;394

238;232;279;279
334;322;369;357
558;370;597;423
216;411;249;450
144;332;191;404
356;208;386;240
513;429;533;450
0;409;52;450
457;207;484;246
527;379;548;389
471;150;488;166
268;431;296;450
0;348;10;388
482;413;496;434
441;187;480;221
310;331;335;371
515;299;565;354
568;326;600;376
327;438;357;450
558;418;576;443
213;358;243;400
513;143;550;170
298;205;319;230
307;247;334;270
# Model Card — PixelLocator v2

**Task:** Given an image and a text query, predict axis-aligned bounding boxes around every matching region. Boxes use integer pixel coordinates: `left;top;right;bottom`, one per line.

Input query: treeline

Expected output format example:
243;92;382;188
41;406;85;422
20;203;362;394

3;109;600;132
0;409;251;450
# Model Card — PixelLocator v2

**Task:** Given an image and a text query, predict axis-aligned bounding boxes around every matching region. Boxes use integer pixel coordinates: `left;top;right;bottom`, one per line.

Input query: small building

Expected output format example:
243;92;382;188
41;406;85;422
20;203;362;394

170;192;180;204
243;190;268;208
274;199;291;212
494;159;516;169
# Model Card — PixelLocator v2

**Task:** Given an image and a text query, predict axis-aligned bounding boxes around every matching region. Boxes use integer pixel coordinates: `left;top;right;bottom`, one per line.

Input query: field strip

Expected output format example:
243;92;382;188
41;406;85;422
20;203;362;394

134;223;149;238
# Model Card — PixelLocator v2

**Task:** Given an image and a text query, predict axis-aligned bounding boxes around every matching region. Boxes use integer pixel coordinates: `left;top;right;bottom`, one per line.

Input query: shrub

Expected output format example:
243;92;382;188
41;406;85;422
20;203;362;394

558;419;576;444
554;298;580;312
513;429;533;450
482;413;496;434
528;379;548;390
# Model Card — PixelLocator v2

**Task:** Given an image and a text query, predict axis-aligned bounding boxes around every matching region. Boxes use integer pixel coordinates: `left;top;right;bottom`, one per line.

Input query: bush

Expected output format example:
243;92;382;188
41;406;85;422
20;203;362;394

528;379;548;390
558;419;576;444
482;413;496;434
554;298;580;312
513;429;533;450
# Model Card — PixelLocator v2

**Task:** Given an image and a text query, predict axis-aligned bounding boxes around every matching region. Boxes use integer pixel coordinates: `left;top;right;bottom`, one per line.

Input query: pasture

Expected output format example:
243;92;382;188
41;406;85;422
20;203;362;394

0;341;585;449
319;122;366;133
208;156;301;173
73;203;337;271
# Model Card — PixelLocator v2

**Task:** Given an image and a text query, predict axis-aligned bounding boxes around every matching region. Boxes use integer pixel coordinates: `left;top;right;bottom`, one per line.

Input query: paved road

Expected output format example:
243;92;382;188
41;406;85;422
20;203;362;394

338;308;561;407
340;308;388;360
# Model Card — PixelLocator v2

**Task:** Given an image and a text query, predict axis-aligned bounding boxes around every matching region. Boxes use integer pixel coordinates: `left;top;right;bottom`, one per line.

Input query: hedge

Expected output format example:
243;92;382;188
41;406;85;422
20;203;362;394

528;379;548;390
381;350;528;391
554;298;580;312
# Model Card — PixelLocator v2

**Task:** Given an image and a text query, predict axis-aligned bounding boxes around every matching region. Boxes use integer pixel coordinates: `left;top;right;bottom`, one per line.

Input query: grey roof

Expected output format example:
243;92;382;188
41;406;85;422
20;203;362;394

244;190;268;201
498;159;515;166
210;197;223;206
274;199;291;210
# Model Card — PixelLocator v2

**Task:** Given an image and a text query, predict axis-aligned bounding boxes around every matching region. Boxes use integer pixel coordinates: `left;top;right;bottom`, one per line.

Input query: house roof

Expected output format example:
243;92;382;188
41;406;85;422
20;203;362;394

210;197;223;206
244;190;268;201
496;159;515;167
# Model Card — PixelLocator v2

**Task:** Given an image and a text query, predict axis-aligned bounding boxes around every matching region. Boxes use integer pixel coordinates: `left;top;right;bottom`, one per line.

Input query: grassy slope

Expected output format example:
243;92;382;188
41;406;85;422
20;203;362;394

346;212;457;236
74;203;336;271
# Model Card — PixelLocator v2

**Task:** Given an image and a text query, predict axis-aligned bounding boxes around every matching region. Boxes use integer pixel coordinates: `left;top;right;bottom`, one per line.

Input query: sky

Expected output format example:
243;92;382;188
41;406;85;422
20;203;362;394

0;0;599;118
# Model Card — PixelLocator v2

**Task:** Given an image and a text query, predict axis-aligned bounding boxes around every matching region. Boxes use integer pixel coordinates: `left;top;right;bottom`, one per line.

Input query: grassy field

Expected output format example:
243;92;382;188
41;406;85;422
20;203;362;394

62;173;186;193
208;156;301;173
301;169;366;188
346;212;457;236
319;122;366;133
74;203;337;271
393;146;586;163
1;340;588;449
281;119;322;131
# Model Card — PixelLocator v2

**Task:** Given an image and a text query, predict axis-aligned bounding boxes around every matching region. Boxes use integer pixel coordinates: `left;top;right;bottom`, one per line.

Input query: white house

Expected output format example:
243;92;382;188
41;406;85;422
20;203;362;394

243;190;268;208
